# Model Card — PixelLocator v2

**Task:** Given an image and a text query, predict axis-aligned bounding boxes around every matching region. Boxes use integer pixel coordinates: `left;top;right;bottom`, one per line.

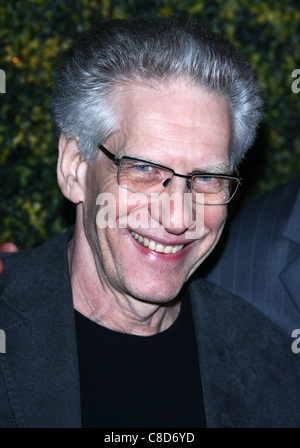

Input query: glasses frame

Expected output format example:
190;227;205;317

98;144;242;205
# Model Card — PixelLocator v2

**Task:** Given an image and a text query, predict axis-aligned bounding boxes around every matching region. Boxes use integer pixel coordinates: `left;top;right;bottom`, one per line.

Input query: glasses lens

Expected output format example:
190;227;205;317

118;159;173;195
192;175;239;205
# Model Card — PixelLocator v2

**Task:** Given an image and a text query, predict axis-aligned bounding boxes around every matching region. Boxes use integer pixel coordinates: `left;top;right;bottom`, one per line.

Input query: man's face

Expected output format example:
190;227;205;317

82;79;231;304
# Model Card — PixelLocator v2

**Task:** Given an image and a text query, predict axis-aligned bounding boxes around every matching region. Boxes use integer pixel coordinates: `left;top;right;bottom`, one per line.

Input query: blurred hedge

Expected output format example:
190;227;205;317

1;0;299;248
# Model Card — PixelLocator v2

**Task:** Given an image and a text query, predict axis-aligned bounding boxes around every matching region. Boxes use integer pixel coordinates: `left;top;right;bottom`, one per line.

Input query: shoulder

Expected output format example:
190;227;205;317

189;276;300;369
0;229;72;281
189;276;268;321
188;277;300;427
0;228;74;320
189;276;294;346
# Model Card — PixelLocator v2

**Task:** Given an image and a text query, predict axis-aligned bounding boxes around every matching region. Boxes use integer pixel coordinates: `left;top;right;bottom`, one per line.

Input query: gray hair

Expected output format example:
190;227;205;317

51;15;264;167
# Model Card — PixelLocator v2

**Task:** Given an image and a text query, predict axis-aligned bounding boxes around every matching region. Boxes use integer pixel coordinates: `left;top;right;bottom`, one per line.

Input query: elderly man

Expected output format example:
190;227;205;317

0;16;300;428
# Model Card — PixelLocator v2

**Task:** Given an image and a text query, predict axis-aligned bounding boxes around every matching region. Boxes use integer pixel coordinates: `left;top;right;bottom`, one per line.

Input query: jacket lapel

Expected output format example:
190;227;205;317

0;300;81;427
189;280;257;428
0;229;81;427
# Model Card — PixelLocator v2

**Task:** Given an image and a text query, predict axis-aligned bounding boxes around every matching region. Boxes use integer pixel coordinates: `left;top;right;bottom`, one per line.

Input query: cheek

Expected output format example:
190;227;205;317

113;188;152;229
204;205;227;233
83;165;118;237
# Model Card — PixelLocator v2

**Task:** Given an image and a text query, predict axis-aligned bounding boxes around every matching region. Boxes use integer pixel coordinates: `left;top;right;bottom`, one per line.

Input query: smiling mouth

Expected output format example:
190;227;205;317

130;231;185;254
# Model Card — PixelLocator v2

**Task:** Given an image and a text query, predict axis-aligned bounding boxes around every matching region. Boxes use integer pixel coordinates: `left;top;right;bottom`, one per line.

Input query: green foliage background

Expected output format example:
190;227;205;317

1;0;299;248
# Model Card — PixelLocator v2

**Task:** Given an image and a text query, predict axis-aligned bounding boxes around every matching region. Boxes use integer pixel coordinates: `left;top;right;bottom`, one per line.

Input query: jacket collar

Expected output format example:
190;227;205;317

188;280;257;428
0;228;81;427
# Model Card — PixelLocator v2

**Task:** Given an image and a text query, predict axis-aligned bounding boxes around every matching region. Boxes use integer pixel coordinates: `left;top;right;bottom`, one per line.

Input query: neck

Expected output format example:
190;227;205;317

68;222;181;336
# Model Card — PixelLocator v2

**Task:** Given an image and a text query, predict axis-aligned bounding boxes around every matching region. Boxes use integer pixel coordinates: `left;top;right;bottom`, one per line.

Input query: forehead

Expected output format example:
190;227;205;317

112;78;232;169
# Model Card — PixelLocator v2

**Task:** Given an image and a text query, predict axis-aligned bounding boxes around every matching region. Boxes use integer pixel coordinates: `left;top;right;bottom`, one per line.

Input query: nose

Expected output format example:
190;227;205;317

150;177;195;234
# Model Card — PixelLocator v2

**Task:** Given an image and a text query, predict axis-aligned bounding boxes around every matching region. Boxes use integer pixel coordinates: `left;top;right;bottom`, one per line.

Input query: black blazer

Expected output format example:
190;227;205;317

204;176;300;335
1;228;300;427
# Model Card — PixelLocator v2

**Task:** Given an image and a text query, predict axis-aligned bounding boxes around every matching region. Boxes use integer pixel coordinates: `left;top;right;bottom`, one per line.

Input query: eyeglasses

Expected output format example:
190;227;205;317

98;144;242;205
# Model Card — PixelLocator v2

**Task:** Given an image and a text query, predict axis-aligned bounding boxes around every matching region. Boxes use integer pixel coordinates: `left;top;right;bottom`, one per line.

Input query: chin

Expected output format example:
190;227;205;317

121;277;184;304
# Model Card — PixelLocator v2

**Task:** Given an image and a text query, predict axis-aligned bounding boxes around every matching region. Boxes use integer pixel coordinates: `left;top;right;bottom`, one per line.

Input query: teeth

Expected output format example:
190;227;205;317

131;232;184;254
143;237;149;247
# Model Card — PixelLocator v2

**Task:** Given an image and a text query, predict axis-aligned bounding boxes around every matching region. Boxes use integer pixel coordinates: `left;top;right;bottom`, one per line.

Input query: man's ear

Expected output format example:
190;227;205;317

57;133;88;204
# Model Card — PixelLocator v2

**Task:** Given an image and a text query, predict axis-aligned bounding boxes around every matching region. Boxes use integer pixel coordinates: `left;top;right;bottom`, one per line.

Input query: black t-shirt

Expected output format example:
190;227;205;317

75;292;206;428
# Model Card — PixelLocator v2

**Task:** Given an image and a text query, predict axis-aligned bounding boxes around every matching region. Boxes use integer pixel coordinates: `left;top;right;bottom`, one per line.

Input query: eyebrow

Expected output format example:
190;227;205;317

122;153;161;165
122;152;233;175
192;164;233;175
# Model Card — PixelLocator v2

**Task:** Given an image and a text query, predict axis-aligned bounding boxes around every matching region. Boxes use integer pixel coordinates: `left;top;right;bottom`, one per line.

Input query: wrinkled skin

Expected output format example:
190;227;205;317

57;79;232;335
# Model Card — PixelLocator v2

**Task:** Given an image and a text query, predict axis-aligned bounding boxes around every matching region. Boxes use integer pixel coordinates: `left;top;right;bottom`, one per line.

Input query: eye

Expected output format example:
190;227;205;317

135;164;154;171
192;175;222;193
196;176;212;182
193;175;216;183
